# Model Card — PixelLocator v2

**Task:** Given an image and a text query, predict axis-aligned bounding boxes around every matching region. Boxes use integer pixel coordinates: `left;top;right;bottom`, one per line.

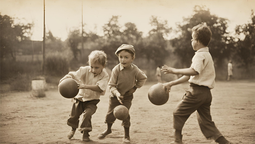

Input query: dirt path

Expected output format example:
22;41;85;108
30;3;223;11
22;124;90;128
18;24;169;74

0;81;255;144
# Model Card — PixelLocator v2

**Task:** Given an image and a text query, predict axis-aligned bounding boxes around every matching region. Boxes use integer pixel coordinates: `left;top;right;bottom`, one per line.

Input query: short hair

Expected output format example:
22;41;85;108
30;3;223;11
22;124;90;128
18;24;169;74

88;50;107;66
192;23;212;46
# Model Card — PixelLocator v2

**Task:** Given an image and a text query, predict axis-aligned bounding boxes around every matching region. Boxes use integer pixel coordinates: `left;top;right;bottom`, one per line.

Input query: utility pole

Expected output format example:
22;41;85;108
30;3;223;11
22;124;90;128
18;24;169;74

42;0;46;75
81;0;84;59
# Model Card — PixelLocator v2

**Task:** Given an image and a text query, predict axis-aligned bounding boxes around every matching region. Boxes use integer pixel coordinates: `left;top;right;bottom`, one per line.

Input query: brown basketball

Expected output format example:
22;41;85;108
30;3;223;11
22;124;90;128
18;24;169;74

148;83;169;105
113;105;129;120
58;78;79;98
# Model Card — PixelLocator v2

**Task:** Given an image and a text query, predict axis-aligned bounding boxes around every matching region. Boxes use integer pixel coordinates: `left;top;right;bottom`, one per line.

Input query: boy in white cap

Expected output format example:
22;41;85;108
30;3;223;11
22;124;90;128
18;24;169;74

98;44;147;144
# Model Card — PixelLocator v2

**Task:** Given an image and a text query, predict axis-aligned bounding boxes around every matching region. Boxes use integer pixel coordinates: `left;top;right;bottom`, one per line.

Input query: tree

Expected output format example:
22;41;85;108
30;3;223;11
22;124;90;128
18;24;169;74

122;22;143;44
234;10;255;73
172;5;232;68
46;30;63;53
143;16;171;66
101;16;123;62
102;16;122;41
0;14;33;61
67;29;81;60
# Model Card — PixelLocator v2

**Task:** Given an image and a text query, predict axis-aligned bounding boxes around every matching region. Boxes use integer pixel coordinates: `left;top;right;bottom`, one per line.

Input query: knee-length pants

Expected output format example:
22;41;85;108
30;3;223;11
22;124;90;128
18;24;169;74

105;94;133;127
67;99;100;132
173;83;222;140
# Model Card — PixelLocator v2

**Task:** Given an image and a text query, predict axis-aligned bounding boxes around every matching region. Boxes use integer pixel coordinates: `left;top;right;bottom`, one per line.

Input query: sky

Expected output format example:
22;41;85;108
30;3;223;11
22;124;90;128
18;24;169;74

1;0;255;41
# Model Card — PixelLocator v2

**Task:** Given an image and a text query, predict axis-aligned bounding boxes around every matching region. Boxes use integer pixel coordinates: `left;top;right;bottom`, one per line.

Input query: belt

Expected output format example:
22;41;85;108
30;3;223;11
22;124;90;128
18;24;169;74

190;83;209;89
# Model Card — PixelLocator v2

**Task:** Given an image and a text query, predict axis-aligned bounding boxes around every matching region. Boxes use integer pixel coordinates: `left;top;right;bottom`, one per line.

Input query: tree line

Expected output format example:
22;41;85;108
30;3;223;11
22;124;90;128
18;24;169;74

1;5;255;77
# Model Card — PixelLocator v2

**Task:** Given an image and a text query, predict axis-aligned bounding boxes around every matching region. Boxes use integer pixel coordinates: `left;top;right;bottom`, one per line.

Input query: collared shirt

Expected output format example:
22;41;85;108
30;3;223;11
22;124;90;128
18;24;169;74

67;66;109;102
189;47;215;89
109;63;147;97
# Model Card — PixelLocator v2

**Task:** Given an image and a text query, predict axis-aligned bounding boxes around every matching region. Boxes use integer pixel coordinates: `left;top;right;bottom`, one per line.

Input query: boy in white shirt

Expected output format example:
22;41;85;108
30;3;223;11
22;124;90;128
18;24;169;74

162;23;232;144
60;50;109;142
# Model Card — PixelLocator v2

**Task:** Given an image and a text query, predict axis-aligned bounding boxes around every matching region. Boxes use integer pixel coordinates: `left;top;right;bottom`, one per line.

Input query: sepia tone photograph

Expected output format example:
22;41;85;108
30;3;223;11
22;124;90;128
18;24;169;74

0;0;255;143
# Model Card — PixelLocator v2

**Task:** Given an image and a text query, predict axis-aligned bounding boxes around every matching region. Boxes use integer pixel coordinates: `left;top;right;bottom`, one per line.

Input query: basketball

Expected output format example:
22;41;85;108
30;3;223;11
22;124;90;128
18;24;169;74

113;105;129;120
58;78;79;98
148;83;169;105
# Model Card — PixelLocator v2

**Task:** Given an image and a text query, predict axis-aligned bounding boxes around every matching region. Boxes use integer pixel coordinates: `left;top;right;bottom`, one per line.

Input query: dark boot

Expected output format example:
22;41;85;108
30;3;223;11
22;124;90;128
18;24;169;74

216;136;232;144
170;130;183;144
67;127;76;139
82;130;90;142
98;123;112;139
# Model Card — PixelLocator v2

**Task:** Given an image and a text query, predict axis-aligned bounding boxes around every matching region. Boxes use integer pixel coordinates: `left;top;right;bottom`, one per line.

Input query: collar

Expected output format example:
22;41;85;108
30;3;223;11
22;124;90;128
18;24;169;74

120;63;134;71
196;47;209;52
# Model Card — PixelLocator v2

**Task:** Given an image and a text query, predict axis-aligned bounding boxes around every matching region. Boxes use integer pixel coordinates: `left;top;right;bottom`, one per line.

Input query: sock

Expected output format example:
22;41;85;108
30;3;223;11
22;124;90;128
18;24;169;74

124;127;130;138
107;123;113;132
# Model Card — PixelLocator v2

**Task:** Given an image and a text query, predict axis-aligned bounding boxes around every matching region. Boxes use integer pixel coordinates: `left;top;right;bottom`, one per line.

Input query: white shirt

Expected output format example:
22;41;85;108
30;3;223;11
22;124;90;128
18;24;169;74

67;66;109;102
189;47;215;89
228;63;233;75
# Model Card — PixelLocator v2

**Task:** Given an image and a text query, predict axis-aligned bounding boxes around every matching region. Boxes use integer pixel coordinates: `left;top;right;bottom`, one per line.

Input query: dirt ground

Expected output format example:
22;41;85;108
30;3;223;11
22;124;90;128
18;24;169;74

0;80;255;144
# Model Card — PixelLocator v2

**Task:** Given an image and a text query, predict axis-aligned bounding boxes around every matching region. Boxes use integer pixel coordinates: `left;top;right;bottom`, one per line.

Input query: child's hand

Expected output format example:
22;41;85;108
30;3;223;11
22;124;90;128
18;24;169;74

162;83;172;92
78;84;86;89
161;65;174;74
116;95;124;104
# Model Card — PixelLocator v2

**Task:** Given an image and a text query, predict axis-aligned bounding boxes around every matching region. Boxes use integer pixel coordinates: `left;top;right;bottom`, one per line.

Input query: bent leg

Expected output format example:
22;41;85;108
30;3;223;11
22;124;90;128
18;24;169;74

80;100;99;132
173;91;203;130
67;99;83;128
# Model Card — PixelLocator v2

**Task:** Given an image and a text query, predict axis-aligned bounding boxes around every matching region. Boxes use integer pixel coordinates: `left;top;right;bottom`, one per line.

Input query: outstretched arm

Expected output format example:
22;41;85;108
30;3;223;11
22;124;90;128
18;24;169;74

163;75;190;92
161;65;198;76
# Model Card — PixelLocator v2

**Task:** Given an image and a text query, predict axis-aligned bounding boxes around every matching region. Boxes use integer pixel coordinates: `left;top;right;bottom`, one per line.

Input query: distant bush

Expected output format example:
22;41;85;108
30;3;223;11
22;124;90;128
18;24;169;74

45;52;69;76
9;74;31;91
0;60;41;82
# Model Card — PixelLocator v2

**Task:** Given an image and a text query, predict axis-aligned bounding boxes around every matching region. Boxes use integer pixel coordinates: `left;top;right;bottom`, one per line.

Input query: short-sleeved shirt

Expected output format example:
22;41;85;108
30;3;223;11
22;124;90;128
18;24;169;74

67;66;109;102
189;47;215;89
109;63;147;97
228;63;233;75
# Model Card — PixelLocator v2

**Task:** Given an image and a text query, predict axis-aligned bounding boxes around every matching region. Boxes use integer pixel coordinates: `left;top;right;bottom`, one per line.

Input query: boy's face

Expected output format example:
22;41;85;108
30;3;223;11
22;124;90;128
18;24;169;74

89;62;104;77
118;50;134;68
191;32;200;51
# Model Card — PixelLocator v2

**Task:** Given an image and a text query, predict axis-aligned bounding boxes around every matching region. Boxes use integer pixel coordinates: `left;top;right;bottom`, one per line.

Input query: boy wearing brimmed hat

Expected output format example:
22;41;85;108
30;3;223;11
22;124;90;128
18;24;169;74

98;44;147;144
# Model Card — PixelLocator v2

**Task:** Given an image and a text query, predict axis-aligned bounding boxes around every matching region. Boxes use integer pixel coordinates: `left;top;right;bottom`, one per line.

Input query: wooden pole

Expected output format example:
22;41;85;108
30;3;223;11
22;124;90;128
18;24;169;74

42;0;46;75
81;0;84;59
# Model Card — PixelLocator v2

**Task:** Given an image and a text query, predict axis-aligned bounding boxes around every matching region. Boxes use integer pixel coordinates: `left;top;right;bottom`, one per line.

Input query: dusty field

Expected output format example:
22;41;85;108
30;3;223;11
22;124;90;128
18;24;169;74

0;81;255;144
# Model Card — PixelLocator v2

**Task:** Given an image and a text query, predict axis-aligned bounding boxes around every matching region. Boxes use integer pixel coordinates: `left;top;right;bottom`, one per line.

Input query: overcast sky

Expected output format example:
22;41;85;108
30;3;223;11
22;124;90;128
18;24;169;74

1;0;255;41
